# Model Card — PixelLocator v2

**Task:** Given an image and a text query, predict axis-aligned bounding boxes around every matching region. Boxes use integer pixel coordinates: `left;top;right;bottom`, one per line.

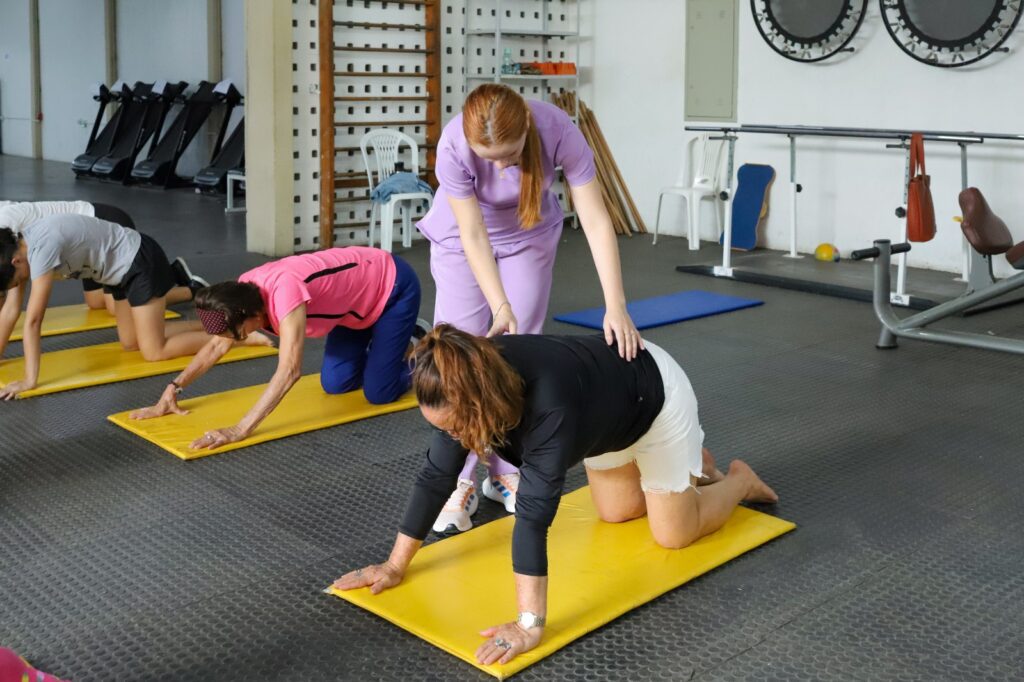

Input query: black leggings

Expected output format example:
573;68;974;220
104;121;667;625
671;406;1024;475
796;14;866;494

82;203;136;292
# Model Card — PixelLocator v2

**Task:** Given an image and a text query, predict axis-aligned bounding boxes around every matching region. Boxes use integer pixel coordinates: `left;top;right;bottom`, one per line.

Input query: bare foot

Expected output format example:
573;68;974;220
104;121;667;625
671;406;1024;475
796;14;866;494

699;447;725;485
729;459;778;504
242;331;276;348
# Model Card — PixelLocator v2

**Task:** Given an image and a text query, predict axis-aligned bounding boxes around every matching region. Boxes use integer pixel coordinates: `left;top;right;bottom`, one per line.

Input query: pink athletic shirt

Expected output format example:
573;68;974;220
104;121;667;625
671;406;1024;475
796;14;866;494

238;247;396;337
417;99;596;248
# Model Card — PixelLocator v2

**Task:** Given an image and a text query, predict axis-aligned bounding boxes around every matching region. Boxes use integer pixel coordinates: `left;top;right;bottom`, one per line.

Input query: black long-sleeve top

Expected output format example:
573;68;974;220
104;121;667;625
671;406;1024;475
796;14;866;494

398;334;665;576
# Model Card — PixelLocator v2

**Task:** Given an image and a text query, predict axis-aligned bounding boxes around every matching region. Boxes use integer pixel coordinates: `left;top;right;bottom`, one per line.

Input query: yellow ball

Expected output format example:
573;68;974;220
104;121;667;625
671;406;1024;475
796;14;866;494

814;243;840;262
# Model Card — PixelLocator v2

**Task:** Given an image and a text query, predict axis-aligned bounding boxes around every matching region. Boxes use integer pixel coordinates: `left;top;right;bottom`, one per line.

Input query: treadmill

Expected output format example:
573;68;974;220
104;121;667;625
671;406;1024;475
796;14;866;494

90;81;185;183
71;81;133;177
131;80;242;188
193;114;245;194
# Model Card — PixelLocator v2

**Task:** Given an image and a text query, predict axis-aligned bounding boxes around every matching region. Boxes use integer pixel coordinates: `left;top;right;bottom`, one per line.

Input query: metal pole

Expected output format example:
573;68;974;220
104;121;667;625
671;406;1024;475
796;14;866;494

958;142;969;282
891;143;911;306
783;134;801;259
714;134;737;277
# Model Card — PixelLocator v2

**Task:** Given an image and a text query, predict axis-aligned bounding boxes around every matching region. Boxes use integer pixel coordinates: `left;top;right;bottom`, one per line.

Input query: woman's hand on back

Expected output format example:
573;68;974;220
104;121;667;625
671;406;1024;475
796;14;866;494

486;301;518;337
603;304;642;361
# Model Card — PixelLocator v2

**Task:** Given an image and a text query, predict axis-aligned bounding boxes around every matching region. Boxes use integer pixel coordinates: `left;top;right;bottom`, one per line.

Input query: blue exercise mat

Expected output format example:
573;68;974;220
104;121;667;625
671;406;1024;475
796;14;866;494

554;291;763;331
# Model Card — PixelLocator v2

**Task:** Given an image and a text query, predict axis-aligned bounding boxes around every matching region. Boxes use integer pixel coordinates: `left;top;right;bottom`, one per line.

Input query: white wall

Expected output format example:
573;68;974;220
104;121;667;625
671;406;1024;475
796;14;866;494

220;0;246;133
734;2;1024;277
116;0;212;176
581;0;690;238
221;0;245;94
0;1;35;158
39;0;106;163
116;0;209;86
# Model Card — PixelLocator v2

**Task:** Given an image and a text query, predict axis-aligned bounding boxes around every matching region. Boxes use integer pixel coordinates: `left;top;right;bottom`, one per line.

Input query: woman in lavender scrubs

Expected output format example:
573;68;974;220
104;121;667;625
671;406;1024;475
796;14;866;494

417;83;641;533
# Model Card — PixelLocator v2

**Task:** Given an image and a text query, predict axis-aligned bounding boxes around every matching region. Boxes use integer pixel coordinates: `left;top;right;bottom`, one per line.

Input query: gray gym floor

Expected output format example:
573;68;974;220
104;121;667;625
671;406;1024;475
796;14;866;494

2;155;1022;681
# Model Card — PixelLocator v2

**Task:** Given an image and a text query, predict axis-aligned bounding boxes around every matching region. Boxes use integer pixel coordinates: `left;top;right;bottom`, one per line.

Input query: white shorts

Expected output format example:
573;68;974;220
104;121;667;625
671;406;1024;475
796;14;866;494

583;341;704;493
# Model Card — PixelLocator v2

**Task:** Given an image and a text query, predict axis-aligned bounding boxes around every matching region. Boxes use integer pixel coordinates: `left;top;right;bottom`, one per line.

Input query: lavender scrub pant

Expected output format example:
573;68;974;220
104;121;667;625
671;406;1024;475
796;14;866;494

430;223;562;479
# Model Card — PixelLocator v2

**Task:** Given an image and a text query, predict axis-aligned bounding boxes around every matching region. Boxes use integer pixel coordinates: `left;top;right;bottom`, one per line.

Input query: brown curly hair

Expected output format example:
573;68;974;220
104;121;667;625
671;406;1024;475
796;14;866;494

411;324;525;458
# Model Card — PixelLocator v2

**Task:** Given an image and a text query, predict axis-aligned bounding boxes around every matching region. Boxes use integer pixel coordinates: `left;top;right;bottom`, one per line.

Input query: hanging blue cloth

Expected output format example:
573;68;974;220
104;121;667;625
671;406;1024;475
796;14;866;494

371;172;433;203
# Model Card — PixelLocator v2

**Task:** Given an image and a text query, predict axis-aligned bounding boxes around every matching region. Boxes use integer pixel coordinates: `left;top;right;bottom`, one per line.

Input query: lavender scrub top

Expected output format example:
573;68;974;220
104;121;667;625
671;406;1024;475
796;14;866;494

416;99;596;249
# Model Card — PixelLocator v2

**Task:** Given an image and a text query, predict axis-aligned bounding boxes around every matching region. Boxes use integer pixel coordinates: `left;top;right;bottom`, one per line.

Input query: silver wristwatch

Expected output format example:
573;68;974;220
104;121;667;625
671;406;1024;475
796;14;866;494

517;611;545;630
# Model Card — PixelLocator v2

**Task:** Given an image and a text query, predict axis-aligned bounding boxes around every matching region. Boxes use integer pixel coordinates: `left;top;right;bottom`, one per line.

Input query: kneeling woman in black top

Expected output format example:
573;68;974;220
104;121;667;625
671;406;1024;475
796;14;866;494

334;325;778;665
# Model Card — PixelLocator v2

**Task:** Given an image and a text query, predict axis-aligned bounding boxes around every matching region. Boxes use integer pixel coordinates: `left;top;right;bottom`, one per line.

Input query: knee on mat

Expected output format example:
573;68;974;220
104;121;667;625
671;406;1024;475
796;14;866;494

651;527;700;550
595;500;646;525
140;347;171;362
363;382;403;405
320;372;362;396
119;340;139;352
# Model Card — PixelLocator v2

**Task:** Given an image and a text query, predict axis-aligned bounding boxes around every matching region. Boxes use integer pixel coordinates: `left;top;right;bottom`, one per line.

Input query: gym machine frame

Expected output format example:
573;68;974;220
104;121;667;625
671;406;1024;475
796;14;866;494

852;240;1024;355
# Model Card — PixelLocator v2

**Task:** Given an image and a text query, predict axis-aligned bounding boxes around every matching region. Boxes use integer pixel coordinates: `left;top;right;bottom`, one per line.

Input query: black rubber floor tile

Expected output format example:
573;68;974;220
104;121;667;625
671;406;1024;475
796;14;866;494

3;156;1023;680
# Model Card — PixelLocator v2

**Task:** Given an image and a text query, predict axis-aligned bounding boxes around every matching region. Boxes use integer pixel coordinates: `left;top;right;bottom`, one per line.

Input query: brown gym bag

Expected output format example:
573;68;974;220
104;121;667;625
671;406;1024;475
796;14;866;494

906;132;936;242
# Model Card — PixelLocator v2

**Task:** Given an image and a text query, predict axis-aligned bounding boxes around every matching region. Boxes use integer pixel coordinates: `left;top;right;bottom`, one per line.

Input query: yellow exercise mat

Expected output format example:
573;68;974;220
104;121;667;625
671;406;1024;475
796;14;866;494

0;342;277;398
108;373;418;460
10;304;179;341
327;487;795;680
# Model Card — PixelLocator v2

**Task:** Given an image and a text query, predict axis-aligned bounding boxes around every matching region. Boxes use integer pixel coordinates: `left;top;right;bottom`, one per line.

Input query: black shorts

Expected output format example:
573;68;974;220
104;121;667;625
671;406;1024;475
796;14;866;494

83;204;137;292
103;233;177;306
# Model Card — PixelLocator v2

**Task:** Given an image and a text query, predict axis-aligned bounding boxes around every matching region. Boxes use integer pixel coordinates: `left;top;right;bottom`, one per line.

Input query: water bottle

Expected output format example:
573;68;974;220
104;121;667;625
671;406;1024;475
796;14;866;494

501;48;514;75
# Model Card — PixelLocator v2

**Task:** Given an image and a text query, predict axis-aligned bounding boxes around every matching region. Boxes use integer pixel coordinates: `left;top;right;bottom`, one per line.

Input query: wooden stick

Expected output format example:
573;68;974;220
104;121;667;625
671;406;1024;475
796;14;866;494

576;97;636;234
318;0;336;249
551;92;633;235
588;125;630;234
577;107;630;234
581;101;648;233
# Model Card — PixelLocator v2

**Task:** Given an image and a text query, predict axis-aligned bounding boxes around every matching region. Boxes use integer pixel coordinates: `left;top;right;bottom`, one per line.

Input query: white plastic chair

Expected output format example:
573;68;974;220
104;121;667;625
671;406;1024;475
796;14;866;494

360;129;433;252
653;134;725;249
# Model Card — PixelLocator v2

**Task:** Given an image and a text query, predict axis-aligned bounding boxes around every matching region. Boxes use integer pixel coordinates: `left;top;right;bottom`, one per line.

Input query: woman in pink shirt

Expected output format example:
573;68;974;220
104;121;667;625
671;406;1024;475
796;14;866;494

131;247;424;451
417;84;641;533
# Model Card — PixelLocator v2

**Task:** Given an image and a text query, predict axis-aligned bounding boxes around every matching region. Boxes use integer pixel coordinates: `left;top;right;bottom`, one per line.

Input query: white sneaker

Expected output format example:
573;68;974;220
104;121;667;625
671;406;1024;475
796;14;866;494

431;478;478;534
482;473;519;514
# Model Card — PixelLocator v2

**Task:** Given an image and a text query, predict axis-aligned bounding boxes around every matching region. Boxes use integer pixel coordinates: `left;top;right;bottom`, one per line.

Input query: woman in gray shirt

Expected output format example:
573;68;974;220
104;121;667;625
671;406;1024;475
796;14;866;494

0;216;270;399
0;200;199;313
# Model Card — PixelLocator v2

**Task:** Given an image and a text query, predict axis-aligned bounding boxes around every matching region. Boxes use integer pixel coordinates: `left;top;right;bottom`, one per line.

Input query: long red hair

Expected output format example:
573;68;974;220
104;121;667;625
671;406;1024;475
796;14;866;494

462;84;544;229
411;324;524;458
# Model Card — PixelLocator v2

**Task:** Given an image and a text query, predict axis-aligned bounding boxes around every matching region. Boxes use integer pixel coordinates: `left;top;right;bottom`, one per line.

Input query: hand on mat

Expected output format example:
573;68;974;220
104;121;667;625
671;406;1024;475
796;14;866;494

486;303;518;337
0;379;35;400
190;425;249;450
129;386;189;420
476;621;542;665
604;304;642;361
332;562;404;594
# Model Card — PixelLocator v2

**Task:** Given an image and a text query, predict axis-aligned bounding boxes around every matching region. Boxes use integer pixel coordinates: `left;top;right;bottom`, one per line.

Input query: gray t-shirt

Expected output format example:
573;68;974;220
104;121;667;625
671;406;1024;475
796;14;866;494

0;200;95;232
21;214;142;286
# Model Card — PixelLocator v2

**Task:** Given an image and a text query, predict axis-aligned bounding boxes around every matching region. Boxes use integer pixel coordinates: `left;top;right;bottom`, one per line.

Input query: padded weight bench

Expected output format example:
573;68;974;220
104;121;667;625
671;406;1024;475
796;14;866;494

853;187;1024;355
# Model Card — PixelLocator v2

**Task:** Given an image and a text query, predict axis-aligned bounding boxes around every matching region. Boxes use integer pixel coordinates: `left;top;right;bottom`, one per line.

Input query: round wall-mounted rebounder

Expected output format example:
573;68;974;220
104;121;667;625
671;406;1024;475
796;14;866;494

751;0;868;62
880;0;1024;67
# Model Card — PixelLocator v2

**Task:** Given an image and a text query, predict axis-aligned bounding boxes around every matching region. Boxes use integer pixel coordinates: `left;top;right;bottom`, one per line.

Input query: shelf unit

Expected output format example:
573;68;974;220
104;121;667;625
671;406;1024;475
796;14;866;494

462;0;581;122
463;0;582;221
